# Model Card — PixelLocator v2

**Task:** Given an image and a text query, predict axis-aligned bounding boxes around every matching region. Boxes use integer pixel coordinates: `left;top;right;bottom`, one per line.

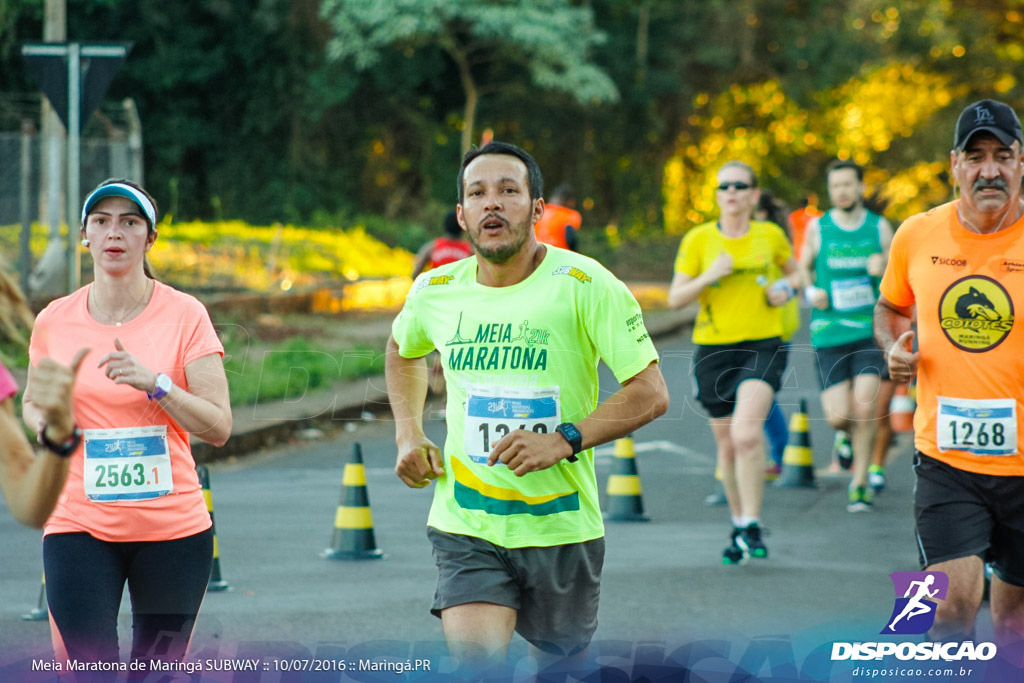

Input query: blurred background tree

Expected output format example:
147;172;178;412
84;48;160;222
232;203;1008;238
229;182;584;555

2;0;1024;276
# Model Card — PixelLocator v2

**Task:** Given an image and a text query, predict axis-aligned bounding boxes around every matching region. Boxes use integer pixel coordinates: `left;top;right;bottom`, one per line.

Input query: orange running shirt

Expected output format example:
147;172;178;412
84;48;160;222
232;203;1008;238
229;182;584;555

29;281;223;541
534;203;582;250
789;205;820;261
881;201;1024;476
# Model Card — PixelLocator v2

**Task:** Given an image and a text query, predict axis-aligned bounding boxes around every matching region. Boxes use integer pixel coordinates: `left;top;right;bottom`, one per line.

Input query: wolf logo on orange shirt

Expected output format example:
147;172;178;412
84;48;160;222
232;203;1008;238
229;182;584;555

940;276;1014;352
956;287;1000;321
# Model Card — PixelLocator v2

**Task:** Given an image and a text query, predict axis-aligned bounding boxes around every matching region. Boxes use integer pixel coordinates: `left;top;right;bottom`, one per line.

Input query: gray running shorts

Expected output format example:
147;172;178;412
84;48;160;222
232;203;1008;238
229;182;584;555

427;527;604;656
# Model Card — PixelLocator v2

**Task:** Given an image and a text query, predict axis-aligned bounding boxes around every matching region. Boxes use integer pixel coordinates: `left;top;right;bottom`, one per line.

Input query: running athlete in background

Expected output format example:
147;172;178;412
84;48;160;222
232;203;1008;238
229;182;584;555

412;210;474;279
799;159;893;512
533;184;582;252
669;160;800;564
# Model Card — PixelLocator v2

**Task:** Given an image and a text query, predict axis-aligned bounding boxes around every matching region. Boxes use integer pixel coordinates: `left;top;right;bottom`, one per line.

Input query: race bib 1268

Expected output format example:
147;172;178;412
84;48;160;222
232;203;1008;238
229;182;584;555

936;397;1017;457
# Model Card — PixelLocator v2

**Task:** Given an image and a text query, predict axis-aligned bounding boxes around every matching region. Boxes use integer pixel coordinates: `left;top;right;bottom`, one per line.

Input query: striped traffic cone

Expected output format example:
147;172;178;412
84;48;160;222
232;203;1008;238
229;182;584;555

196;465;230;592
21;573;47;621
603;434;649;522
890;384;915;433
322;443;384;560
776;398;817;488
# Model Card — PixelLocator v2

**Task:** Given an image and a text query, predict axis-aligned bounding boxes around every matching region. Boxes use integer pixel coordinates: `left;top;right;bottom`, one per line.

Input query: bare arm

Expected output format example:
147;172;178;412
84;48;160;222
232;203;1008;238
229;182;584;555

874;295;917;384
160;353;233;446
4;349;88;527
0;400;68;528
667;252;733;309
867;217;895;277
385;335;443;488
766;256;802;307
489;361;670;476
411;242;433;280
93;339;232;446
796;217;820;291
798;218;829;309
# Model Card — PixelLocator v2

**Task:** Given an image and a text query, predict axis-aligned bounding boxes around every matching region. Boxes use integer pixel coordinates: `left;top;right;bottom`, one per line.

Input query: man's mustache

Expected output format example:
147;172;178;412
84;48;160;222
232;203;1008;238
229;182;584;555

974;178;1008;192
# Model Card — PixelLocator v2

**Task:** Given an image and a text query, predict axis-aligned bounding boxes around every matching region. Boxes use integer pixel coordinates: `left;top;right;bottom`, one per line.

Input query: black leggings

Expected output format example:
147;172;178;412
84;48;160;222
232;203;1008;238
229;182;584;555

43;528;213;665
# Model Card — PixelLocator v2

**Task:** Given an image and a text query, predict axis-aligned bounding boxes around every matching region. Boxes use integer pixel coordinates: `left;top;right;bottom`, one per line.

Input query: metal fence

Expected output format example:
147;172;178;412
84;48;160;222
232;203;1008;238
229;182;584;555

0;128;139;226
0;107;143;297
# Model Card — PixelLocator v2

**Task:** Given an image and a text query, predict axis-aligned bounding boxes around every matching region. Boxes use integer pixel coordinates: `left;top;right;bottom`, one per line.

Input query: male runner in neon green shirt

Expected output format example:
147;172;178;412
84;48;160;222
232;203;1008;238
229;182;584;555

386;141;668;674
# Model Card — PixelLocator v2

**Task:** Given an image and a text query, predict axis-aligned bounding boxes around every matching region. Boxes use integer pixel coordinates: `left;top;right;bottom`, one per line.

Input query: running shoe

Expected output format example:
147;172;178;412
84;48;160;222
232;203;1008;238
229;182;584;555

847;485;874;513
736;523;768;559
833;430;853;470
722;527;745;565
764;463;782;481
868;464;886;493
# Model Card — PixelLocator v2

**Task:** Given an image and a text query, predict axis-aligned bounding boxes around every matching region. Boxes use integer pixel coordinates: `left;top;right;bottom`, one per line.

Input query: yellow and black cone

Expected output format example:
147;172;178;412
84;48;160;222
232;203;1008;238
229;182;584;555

197;465;230;592
776;398;817;488
604;434;649;522
21;573;48;621
322;443;384;560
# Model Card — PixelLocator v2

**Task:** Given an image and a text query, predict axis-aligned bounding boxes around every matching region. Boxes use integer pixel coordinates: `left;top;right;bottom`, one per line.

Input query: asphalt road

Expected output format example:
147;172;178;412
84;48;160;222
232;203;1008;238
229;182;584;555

0;313;1003;681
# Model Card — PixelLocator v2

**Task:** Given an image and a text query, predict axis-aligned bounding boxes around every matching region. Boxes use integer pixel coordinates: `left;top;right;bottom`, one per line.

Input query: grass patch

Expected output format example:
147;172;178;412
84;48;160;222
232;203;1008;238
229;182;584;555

223;337;384;406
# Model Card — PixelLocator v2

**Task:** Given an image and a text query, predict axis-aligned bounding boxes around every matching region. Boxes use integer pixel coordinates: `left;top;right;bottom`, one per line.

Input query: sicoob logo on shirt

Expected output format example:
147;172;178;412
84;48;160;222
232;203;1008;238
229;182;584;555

939;275;1014;352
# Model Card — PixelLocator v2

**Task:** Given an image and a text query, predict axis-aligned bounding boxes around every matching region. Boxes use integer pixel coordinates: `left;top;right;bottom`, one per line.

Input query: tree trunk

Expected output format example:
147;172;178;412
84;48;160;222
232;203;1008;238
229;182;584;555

447;45;478;157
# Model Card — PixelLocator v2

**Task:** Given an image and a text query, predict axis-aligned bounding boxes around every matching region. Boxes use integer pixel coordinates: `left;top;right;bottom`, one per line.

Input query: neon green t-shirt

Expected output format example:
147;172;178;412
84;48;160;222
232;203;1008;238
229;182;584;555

674;220;793;345
392;247;659;548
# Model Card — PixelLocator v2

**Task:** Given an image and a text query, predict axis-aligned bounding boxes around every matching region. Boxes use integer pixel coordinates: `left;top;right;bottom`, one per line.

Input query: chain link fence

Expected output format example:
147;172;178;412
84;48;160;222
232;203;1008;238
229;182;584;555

0;96;143;297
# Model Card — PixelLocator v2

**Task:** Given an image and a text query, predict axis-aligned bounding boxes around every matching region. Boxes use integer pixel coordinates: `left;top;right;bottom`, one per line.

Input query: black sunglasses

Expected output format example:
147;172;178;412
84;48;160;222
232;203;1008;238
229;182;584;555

717;181;753;191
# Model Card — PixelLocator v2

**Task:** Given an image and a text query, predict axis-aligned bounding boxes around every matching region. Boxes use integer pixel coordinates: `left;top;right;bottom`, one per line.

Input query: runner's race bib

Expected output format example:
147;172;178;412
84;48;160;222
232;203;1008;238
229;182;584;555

830;276;875;312
464;385;561;465
83;426;173;501
936;397;1017;457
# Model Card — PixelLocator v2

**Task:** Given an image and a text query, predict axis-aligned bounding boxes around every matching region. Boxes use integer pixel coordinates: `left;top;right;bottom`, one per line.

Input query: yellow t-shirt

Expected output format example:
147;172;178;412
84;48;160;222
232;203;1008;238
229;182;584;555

881;200;1024;476
674;220;792;345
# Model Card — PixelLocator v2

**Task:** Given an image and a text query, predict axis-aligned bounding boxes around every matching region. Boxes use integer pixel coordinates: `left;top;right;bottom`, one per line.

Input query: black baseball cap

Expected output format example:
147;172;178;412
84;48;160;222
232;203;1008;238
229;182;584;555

953;99;1023;150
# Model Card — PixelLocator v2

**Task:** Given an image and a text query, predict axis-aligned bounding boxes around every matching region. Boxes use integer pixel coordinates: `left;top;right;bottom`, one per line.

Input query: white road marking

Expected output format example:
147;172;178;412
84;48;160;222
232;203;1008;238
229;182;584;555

593;439;714;464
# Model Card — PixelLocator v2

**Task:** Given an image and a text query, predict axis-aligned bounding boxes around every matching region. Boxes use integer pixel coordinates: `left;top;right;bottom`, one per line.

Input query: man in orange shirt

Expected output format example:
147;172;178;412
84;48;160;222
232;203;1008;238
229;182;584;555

875;99;1024;643
534;185;582;251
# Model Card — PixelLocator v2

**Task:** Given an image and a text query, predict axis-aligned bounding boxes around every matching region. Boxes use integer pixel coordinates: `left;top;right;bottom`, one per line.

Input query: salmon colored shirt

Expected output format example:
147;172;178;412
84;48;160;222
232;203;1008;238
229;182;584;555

29;281;223;541
881;201;1024;476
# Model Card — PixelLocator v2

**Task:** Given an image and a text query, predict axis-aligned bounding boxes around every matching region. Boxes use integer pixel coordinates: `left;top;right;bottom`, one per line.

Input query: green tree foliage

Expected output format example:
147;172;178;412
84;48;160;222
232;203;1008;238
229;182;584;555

4;0;1024;250
321;0;619;155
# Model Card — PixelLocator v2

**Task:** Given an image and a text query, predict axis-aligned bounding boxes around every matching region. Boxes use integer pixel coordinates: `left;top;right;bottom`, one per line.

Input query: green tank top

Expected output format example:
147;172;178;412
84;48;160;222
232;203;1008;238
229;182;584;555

810;209;882;348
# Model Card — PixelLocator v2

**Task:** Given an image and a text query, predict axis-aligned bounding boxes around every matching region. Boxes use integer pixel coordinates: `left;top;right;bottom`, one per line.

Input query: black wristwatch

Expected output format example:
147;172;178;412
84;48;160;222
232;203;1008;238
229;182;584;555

39;424;82;458
555;422;582;463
